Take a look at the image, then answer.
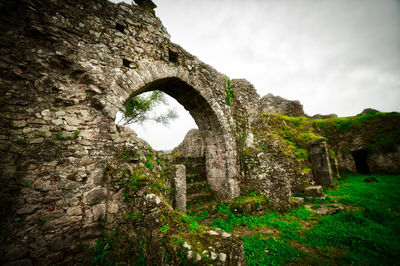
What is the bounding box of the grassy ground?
[189,173,400,265]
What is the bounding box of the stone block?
[310,141,333,187]
[11,120,27,128]
[290,197,305,208]
[172,164,186,212]
[92,203,106,221]
[304,186,323,198]
[66,206,82,216]
[83,188,105,204]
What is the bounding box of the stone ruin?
[0,0,399,264]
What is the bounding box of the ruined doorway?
[117,77,239,200]
[352,149,370,174]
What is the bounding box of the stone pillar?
[330,157,340,179]
[173,164,186,212]
[310,141,333,187]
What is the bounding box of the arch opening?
[115,91,197,152]
[117,77,239,200]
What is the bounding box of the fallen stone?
[210,252,217,260]
[221,231,231,238]
[145,193,162,207]
[364,177,378,183]
[290,197,305,208]
[183,242,191,250]
[219,252,227,262]
[207,230,219,236]
[304,186,323,198]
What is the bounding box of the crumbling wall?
[0,0,242,264]
[312,111,400,174]
[259,93,305,117]
[172,128,205,158]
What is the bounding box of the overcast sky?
[111,0,400,150]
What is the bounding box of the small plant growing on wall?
[224,78,235,106]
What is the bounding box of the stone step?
[304,185,323,198]
[174,157,206,177]
[290,197,305,208]
[186,173,207,183]
[187,191,213,204]
[187,180,209,194]
[187,200,219,216]
[186,167,206,175]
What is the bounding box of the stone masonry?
[0,0,241,264]
[310,141,333,187]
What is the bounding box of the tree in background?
[118,90,178,125]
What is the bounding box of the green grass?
[210,204,312,240]
[302,173,400,265]
[243,235,303,265]
[202,173,400,265]
[328,173,400,211]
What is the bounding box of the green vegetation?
[15,138,27,146]
[92,237,112,265]
[118,90,178,125]
[312,111,400,152]
[224,78,235,106]
[183,173,400,265]
[243,235,303,265]
[73,129,80,138]
[245,111,399,178]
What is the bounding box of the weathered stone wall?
[313,112,400,174]
[310,141,333,187]
[259,93,305,117]
[172,128,205,158]
[0,0,243,264]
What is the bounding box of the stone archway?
[0,1,245,263]
[100,62,240,200]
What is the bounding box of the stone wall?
[313,112,400,174]
[172,128,205,158]
[0,0,243,264]
[259,93,305,117]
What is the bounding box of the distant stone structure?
[310,113,338,119]
[172,129,205,157]
[259,93,306,117]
